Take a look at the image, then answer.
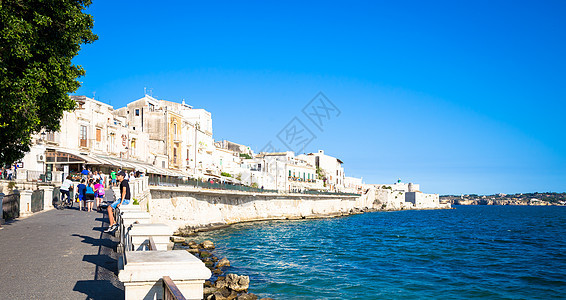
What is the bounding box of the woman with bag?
[94,180,105,211]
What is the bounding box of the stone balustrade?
[128,223,173,251]
[119,250,211,300]
[0,193,4,225]
[118,203,210,300]
[39,186,54,210]
[18,190,33,217]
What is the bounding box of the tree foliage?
[0,0,97,165]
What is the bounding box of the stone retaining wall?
[144,186,450,233]
[146,187,364,232]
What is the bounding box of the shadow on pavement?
[73,280,123,300]
[74,210,124,299]
[83,254,118,274]
[72,234,118,249]
[0,218,21,228]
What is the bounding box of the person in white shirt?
[93,171,100,183]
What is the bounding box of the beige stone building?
[112,95,215,177]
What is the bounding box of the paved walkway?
[0,191,124,299]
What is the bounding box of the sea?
[192,206,566,299]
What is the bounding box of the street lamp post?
[194,122,200,174]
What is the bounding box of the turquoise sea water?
[193,206,566,299]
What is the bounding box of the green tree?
[0,0,97,165]
[239,153,252,159]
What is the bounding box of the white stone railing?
[0,193,4,225]
[130,176,149,202]
[117,202,211,300]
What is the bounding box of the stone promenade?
[0,201,124,299]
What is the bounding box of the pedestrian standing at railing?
[6,167,13,180]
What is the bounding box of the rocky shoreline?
[173,206,451,237]
[172,238,273,300]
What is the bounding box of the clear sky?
[73,0,566,195]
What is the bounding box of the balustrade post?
[0,193,4,225]
[119,250,211,300]
[39,186,55,210]
[19,190,33,217]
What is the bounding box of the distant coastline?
[441,192,565,206]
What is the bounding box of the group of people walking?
[60,174,106,212]
[59,168,132,233]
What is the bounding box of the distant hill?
[440,192,566,206]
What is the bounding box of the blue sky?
[73,0,566,195]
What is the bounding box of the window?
[173,123,178,140]
[173,148,177,162]
[135,109,140,116]
[130,139,136,156]
[289,170,291,177]
[80,125,87,147]
[46,131,55,142]
[109,133,115,152]
[96,128,101,142]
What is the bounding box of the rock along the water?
[217,257,231,268]
[225,274,250,292]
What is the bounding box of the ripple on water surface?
[193,206,566,299]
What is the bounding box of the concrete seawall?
[142,186,449,234]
